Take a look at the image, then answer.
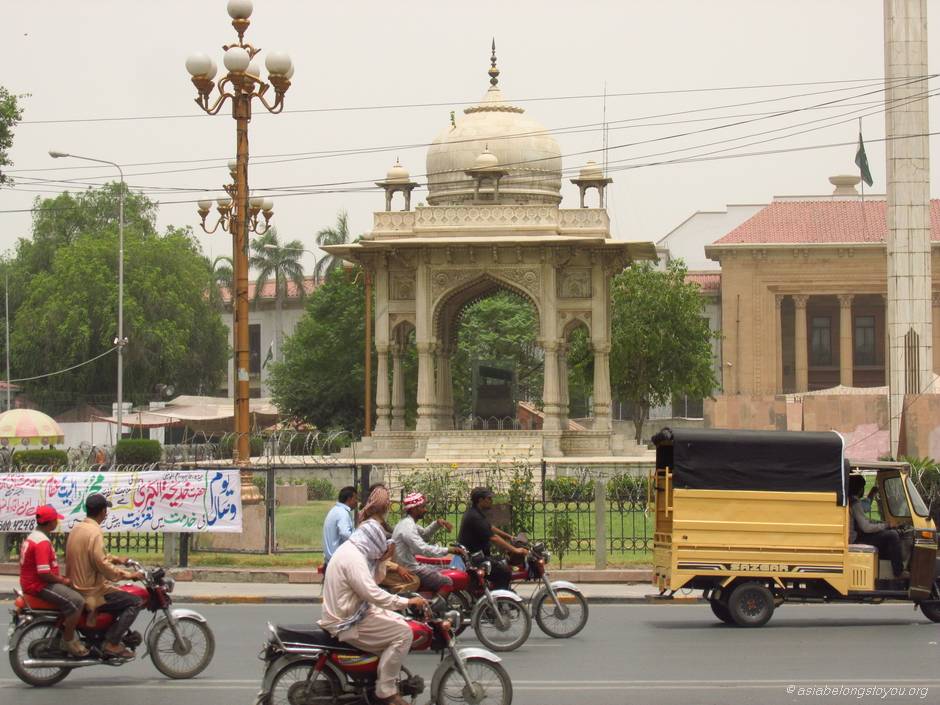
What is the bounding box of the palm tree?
[249,228,306,364]
[314,210,351,282]
[206,255,233,309]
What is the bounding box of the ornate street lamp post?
[186,0,293,466]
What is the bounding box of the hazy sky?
[3,1,940,274]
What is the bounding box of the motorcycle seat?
[415,555,451,566]
[275,624,357,651]
[19,594,61,612]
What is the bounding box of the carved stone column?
[435,348,454,430]
[838,294,854,387]
[374,344,391,433]
[793,294,810,392]
[774,295,784,393]
[391,342,405,431]
[541,339,563,431]
[558,342,569,430]
[416,341,437,431]
[592,341,612,432]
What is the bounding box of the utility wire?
[10,347,117,382]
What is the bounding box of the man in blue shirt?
[323,486,358,566]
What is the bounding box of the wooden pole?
[364,269,373,436]
[233,91,251,463]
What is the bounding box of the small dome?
[386,159,410,183]
[579,161,604,180]
[473,147,500,170]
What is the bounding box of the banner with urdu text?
[0,469,242,533]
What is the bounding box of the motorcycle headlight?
[446,609,461,633]
[163,577,176,594]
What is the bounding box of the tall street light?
[186,0,293,464]
[49,150,127,453]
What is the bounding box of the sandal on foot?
[62,639,90,657]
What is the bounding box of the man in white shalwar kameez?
[319,518,428,705]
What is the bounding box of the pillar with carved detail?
[416,342,436,431]
[390,341,405,430]
[774,294,784,393]
[838,294,854,387]
[592,341,612,432]
[542,339,563,431]
[435,348,454,430]
[793,294,809,392]
[558,342,569,430]
[374,344,391,433]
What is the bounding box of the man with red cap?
[391,492,463,595]
[19,505,88,657]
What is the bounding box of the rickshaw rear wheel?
[920,582,940,623]
[727,582,775,627]
[709,597,735,624]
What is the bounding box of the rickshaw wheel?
[920,582,940,623]
[709,598,735,624]
[727,582,775,627]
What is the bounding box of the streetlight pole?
[187,0,292,465]
[48,151,126,452]
[4,269,10,411]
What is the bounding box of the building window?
[854,315,876,366]
[810,316,832,366]
[249,324,261,374]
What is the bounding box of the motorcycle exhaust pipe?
[22,657,102,668]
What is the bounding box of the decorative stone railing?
[372,206,609,235]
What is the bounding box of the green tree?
[609,260,720,444]
[0,87,24,184]
[451,291,542,418]
[10,188,228,412]
[314,210,351,282]
[249,228,305,364]
[207,254,233,309]
[268,267,373,434]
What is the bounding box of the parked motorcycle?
[7,560,215,687]
[255,598,512,705]
[415,549,531,652]
[508,538,589,638]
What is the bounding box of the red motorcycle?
[415,549,531,652]
[7,560,215,687]
[255,599,512,705]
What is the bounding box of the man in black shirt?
[457,487,528,589]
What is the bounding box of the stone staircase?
[422,431,543,461]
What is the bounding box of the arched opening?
[389,321,418,429]
[562,319,594,425]
[434,276,542,430]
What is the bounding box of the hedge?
[219,435,264,459]
[115,439,162,464]
[13,449,69,469]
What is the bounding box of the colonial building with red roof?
[704,178,940,397]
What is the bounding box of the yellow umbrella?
[0,409,65,447]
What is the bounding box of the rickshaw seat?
[848,544,877,553]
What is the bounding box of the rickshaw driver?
[848,474,908,579]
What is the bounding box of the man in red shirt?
[20,505,88,657]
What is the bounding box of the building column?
[390,342,405,430]
[541,339,563,431]
[415,341,436,431]
[838,294,854,387]
[793,294,809,392]
[435,348,454,430]
[592,341,612,432]
[373,344,391,433]
[774,294,784,393]
[558,342,569,430]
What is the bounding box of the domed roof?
[579,161,604,180]
[472,147,500,170]
[385,159,410,183]
[426,44,562,205]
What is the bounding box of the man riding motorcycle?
[391,492,464,596]
[319,517,429,705]
[65,493,144,659]
[457,487,528,590]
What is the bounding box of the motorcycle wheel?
[8,620,71,687]
[533,587,589,638]
[148,617,215,679]
[472,595,531,652]
[433,656,513,705]
[446,591,473,635]
[267,661,340,705]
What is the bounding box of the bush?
[252,475,266,499]
[219,435,264,459]
[402,466,470,518]
[115,439,162,464]
[13,449,69,469]
[544,476,595,502]
[305,477,335,501]
[546,512,576,568]
[507,462,535,535]
[607,474,649,506]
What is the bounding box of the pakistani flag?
[855,132,873,187]
[263,340,275,368]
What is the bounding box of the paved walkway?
[0,574,696,604]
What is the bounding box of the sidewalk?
[0,574,698,605]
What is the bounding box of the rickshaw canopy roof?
[652,427,846,505]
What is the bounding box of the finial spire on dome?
[488,38,500,87]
